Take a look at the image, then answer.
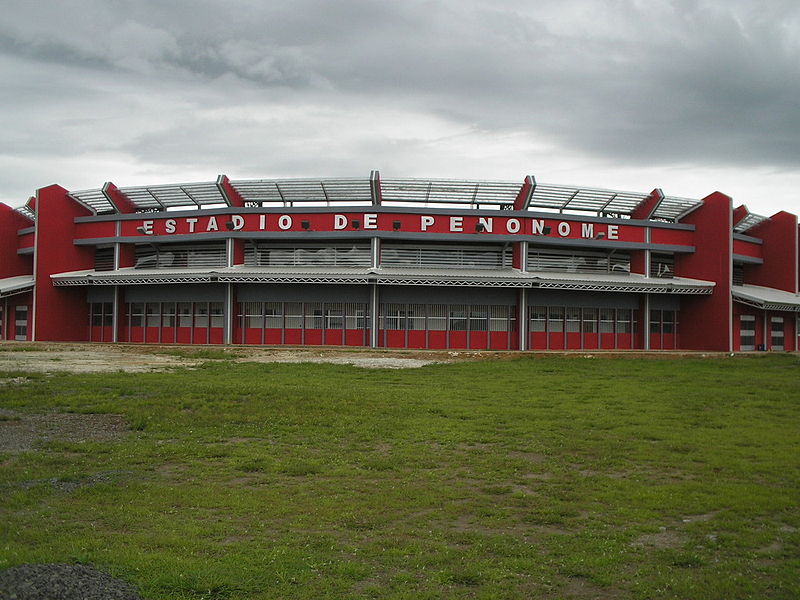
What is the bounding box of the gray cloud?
[0,0,798,213]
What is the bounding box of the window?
[740,315,756,351]
[210,303,224,328]
[548,307,564,333]
[581,308,597,333]
[178,303,193,327]
[264,303,283,328]
[771,317,784,351]
[599,308,615,334]
[469,306,488,332]
[129,303,145,328]
[146,303,160,327]
[162,302,176,328]
[449,306,468,331]
[15,305,28,341]
[530,306,547,332]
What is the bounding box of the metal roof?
[379,178,521,207]
[0,275,35,298]
[58,174,709,222]
[734,212,769,233]
[118,181,226,211]
[229,178,374,206]
[732,284,800,311]
[14,205,36,221]
[69,188,115,214]
[529,183,647,215]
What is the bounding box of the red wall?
[32,185,95,341]
[674,192,732,351]
[743,212,798,293]
[0,204,34,279]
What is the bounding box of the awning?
[732,285,800,312]
[527,271,714,295]
[0,275,34,298]
[52,266,715,294]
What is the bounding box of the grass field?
[1,353,799,599]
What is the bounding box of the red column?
[32,185,95,341]
[0,204,35,279]
[673,192,732,351]
[742,211,798,293]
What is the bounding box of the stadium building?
[1,173,798,352]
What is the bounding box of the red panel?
[650,228,695,248]
[90,326,102,342]
[176,328,192,344]
[617,333,633,349]
[732,239,763,260]
[324,329,343,346]
[599,333,615,349]
[264,329,282,345]
[161,328,175,344]
[31,185,95,341]
[129,328,144,343]
[662,334,676,350]
[675,192,733,351]
[489,331,510,350]
[74,221,116,240]
[304,329,322,345]
[745,212,798,293]
[407,331,426,349]
[530,332,547,350]
[428,331,447,349]
[144,327,160,343]
[284,329,302,345]
[0,204,34,279]
[566,332,582,349]
[448,331,467,349]
[209,328,223,344]
[244,329,262,345]
[16,232,34,251]
[344,329,366,346]
[650,334,663,350]
[469,331,488,350]
[385,330,405,348]
[193,328,209,344]
[548,332,564,350]
[580,333,599,350]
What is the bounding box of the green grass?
[1,354,798,599]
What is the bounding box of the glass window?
[325,304,344,329]
[427,304,447,331]
[284,303,303,329]
[210,302,224,328]
[489,305,510,332]
[663,311,675,334]
[162,302,176,328]
[617,309,631,334]
[530,306,547,332]
[130,303,144,328]
[469,306,488,332]
[264,302,283,329]
[649,310,661,334]
[548,307,564,333]
[146,303,161,328]
[566,307,581,333]
[408,304,426,331]
[195,303,209,328]
[449,305,468,331]
[599,308,615,333]
[178,302,193,327]
[304,303,323,329]
[581,308,597,333]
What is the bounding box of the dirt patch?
[0,408,130,453]
[235,350,439,369]
[631,528,685,549]
[0,349,204,373]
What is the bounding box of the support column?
[370,283,379,348]
[518,287,528,351]
[643,293,650,350]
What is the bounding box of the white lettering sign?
[607,224,619,240]
[165,219,176,234]
[278,215,292,230]
[334,214,347,230]
[364,213,378,229]
[558,222,571,237]
[421,216,435,231]
[450,216,463,232]
[506,218,521,233]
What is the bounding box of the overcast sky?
[1,0,799,217]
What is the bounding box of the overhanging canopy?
[732,285,800,312]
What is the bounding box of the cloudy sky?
[1,0,799,217]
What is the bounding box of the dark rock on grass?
[0,564,141,600]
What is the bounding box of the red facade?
[1,174,798,351]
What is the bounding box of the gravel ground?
[0,409,130,453]
[0,564,142,600]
